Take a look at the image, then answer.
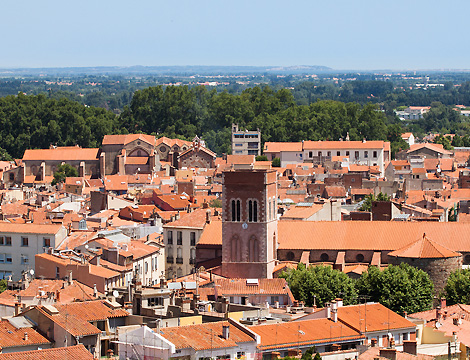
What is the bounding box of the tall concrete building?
[231,124,261,156]
[221,168,278,278]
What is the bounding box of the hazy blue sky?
[1,0,468,70]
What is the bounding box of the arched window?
[356,253,365,263]
[321,253,329,262]
[231,235,240,262]
[249,236,259,262]
[237,200,240,221]
[231,200,236,221]
[268,199,272,221]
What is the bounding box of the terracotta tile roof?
[359,346,434,360]
[409,303,470,322]
[179,145,217,159]
[22,146,99,161]
[408,143,452,155]
[104,175,128,191]
[350,188,374,195]
[54,300,128,321]
[0,222,63,234]
[163,208,214,229]
[38,307,101,336]
[18,279,101,302]
[401,132,413,139]
[56,231,95,251]
[0,290,18,306]
[264,142,303,153]
[197,219,221,245]
[102,133,156,146]
[214,278,293,297]
[156,194,196,210]
[303,140,388,150]
[0,345,93,360]
[125,156,149,165]
[392,160,410,166]
[277,221,470,252]
[280,204,324,220]
[251,318,363,350]
[155,136,192,149]
[64,177,85,186]
[226,155,255,165]
[323,186,347,198]
[0,201,30,216]
[159,320,255,350]
[388,234,460,259]
[337,303,416,333]
[0,319,50,349]
[412,167,427,174]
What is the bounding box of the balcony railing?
[167,256,174,264]
[189,258,196,265]
[176,257,184,264]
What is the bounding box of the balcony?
[189,258,196,265]
[176,257,184,264]
[166,256,174,264]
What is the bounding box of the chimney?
[206,209,211,224]
[68,271,73,285]
[436,307,441,321]
[443,310,448,320]
[14,302,21,316]
[335,298,343,308]
[379,348,397,360]
[332,308,338,323]
[441,298,447,309]
[160,278,167,288]
[93,284,98,298]
[222,324,230,339]
[96,255,100,267]
[403,340,417,355]
[23,332,28,341]
[326,303,331,319]
[403,311,407,319]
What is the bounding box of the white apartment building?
[302,140,390,176]
[231,123,261,156]
[163,208,213,279]
[0,223,67,280]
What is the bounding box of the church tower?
[221,168,278,278]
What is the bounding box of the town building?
[231,124,261,156]
[0,223,67,281]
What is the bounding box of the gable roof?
[303,140,388,150]
[53,300,128,321]
[102,134,156,146]
[197,219,222,245]
[0,319,50,349]
[407,143,452,155]
[0,345,93,360]
[159,320,255,350]
[264,142,303,153]
[214,278,293,297]
[22,146,100,161]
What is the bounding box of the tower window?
[248,200,258,222]
[232,199,241,222]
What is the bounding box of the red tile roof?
[102,133,156,146]
[0,345,93,360]
[197,219,222,245]
[159,320,255,350]
[388,234,460,259]
[264,142,303,153]
[53,300,128,322]
[214,278,293,297]
[303,140,388,150]
[0,223,63,235]
[164,208,215,229]
[251,318,363,350]
[0,319,50,349]
[22,146,99,161]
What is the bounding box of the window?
[21,254,29,265]
[309,151,313,158]
[337,151,341,156]
[177,231,182,245]
[364,151,368,158]
[0,254,12,264]
[248,200,258,222]
[403,332,409,341]
[320,253,329,262]
[168,231,173,245]
[0,236,9,246]
[346,151,350,156]
[21,237,28,247]
[231,199,241,222]
[355,151,360,159]
[145,262,148,274]
[318,151,322,157]
[235,143,243,147]
[43,238,51,248]
[373,151,377,158]
[190,232,196,246]
[327,151,331,157]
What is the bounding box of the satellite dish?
[85,244,89,249]
[29,269,35,276]
[112,290,119,298]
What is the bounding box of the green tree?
[256,155,268,161]
[280,264,357,307]
[209,198,222,208]
[445,269,470,305]
[359,192,390,212]
[52,164,79,185]
[0,279,6,293]
[434,135,454,150]
[0,147,13,161]
[356,263,434,314]
[272,157,281,167]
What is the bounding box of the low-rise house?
[0,223,67,281]
[213,278,295,307]
[0,318,51,354]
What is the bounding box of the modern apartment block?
[231,123,261,156]
[0,223,67,280]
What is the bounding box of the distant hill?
[0,65,333,76]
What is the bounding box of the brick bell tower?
[221,168,278,278]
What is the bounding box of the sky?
[1,0,469,70]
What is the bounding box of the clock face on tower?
[242,222,248,230]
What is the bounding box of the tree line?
[280,263,470,315]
